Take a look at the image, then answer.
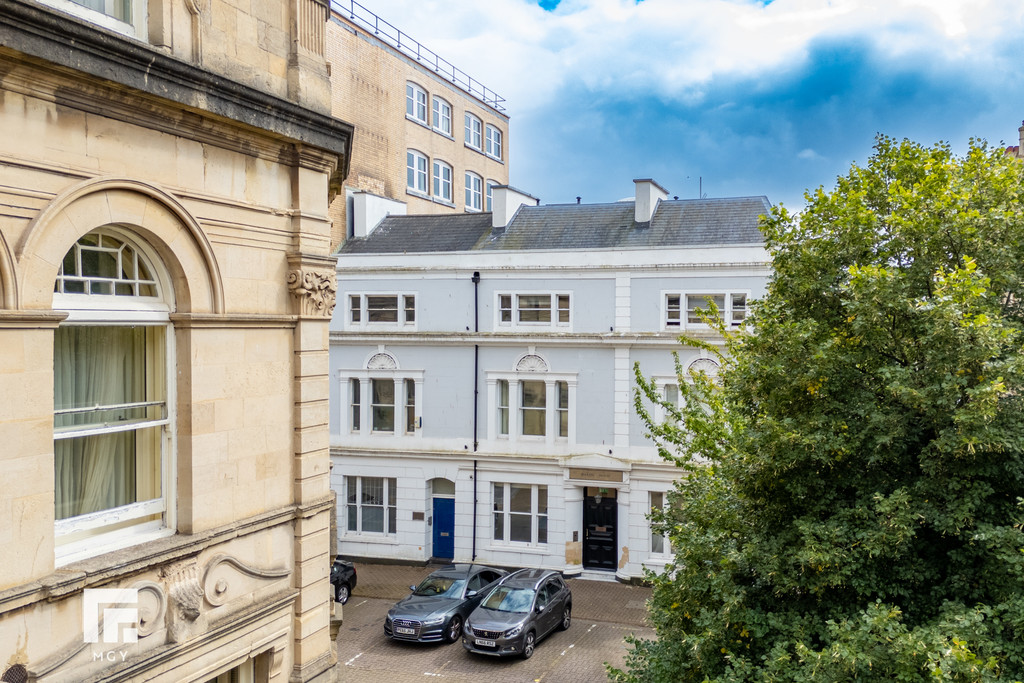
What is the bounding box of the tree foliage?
[614,137,1024,682]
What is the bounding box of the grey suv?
[462,568,571,659]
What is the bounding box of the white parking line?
[344,652,364,666]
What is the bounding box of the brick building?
[325,0,510,250]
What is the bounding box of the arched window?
[407,149,428,195]
[432,159,453,203]
[53,228,174,563]
[465,172,483,212]
[487,353,576,445]
[342,351,423,437]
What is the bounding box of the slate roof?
[338,196,770,255]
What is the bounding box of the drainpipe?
[471,271,481,560]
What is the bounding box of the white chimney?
[351,191,406,238]
[633,178,669,223]
[491,185,539,231]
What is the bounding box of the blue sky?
[361,0,1024,210]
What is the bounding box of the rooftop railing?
[329,0,507,114]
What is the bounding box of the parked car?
[384,564,508,644]
[330,556,357,605]
[462,568,571,659]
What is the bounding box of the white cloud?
[357,0,1023,113]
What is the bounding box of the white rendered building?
[329,179,771,580]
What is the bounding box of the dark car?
[330,556,357,605]
[384,564,508,644]
[462,568,571,659]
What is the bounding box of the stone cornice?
[0,0,352,175]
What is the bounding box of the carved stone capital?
[287,268,336,317]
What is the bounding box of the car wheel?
[521,631,535,660]
[335,583,350,605]
[444,615,463,644]
[559,604,571,631]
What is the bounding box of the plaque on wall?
[568,468,624,483]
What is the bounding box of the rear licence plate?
[396,627,416,635]
[474,638,496,647]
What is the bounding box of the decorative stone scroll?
[287,269,336,317]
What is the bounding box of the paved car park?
[332,563,654,683]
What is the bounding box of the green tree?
[614,137,1024,682]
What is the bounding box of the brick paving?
[331,561,655,682]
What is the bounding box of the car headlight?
[422,616,445,626]
[504,625,522,638]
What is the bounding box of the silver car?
[462,568,572,659]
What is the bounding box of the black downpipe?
[471,271,481,560]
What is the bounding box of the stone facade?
[0,0,349,681]
[325,3,510,250]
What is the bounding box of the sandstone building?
[325,1,510,250]
[0,0,350,680]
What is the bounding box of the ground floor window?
[493,482,547,544]
[347,477,397,535]
[650,491,670,555]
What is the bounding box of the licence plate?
[474,638,496,647]
[396,627,416,635]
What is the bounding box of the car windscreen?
[480,586,535,613]
[412,576,466,598]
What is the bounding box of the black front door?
[583,487,617,570]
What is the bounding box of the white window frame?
[432,159,453,203]
[52,228,176,565]
[486,371,577,445]
[342,369,424,438]
[407,150,428,196]
[495,292,572,330]
[465,172,483,212]
[345,476,398,536]
[649,490,671,556]
[486,180,498,212]
[406,82,428,125]
[464,113,483,150]
[347,293,416,329]
[485,124,503,160]
[492,482,548,546]
[38,0,146,39]
[432,96,452,136]
[663,291,749,330]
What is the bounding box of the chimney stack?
[633,178,669,223]
[491,185,539,232]
[351,191,406,238]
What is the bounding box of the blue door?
[432,497,455,559]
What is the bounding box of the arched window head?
[516,354,549,373]
[55,229,161,299]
